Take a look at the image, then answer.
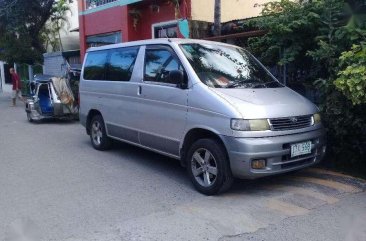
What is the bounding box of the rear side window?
[107,47,139,81]
[83,50,108,80]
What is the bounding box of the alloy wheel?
[191,148,218,187]
[91,120,103,146]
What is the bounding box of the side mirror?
[169,70,187,89]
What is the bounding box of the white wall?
[61,1,79,51]
[191,0,270,22]
[43,52,66,77]
[0,61,12,93]
[0,61,3,92]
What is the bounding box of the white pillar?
[28,65,34,81]
[0,61,3,93]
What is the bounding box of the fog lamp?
[251,159,266,169]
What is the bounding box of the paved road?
[0,93,365,241]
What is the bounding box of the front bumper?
[221,129,326,179]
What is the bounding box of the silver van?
[79,39,326,195]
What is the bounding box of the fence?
[15,63,44,95]
[16,63,43,81]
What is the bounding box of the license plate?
[291,141,312,158]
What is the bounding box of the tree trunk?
[58,29,63,52]
[57,21,64,52]
[214,0,221,36]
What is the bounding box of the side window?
[83,51,108,80]
[107,47,139,81]
[144,49,183,84]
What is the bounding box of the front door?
[136,45,188,157]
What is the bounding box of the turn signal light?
[252,159,266,169]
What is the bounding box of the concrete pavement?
[0,92,365,241]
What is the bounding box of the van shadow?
[107,141,192,187]
[101,140,291,196]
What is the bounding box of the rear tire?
[89,115,111,150]
[186,138,233,195]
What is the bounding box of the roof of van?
[86,38,233,52]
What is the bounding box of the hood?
[212,87,318,119]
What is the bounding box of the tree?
[247,0,366,175]
[43,0,72,52]
[0,0,72,64]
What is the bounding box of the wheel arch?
[180,128,229,167]
[86,109,103,135]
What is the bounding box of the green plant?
[248,0,366,176]
[334,44,366,105]
[321,85,366,176]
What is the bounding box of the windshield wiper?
[251,80,282,88]
[226,82,241,88]
[226,79,258,88]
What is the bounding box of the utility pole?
[213,0,221,36]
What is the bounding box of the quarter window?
[107,47,139,81]
[83,50,108,80]
[144,49,183,84]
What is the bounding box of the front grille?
[269,115,312,131]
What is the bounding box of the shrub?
[334,44,366,105]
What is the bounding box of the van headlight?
[312,113,321,125]
[231,119,270,131]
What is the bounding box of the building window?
[85,0,118,10]
[152,21,178,39]
[86,32,122,48]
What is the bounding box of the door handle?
[137,86,142,96]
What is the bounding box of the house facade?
[78,0,269,58]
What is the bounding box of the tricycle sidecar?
[25,77,78,122]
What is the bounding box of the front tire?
[186,139,233,195]
[89,115,111,150]
[27,112,33,122]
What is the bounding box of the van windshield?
[180,43,283,89]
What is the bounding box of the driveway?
[0,93,365,241]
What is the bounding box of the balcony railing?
[85,0,118,10]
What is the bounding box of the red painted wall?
[79,6,128,59]
[84,7,125,36]
[79,0,192,59]
[128,0,191,41]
